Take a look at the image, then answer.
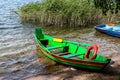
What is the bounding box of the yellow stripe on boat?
[53,38,62,42]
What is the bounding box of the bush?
[19,0,120,27]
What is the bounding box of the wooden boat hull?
[95,24,120,37]
[38,45,108,70]
[34,28,111,70]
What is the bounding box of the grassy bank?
[18,0,120,27]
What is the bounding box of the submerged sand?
[24,54,120,80]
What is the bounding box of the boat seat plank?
[47,46,66,50]
[62,54,81,58]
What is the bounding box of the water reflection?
[0,0,44,80]
[0,0,120,80]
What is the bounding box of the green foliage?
[20,2,42,13]
[93,0,120,15]
[42,0,64,13]
[18,0,120,27]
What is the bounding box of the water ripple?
[0,0,43,80]
[0,0,120,80]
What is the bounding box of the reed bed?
[19,0,120,27]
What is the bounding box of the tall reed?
[19,0,120,27]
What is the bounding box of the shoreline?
[24,54,120,80]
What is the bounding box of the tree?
[93,0,120,15]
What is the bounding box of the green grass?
[18,0,120,27]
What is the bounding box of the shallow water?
[0,0,44,80]
[0,0,120,80]
[42,26,120,56]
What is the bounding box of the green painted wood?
[34,28,111,70]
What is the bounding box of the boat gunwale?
[33,28,111,70]
[37,43,110,67]
[95,24,120,37]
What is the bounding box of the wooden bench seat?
[47,46,66,50]
[62,54,80,58]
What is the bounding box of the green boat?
[34,28,111,70]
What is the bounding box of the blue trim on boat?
[95,24,120,38]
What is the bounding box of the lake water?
[0,0,120,80]
[0,0,44,80]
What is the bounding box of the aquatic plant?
[19,0,120,27]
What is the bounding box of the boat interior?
[35,28,109,62]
